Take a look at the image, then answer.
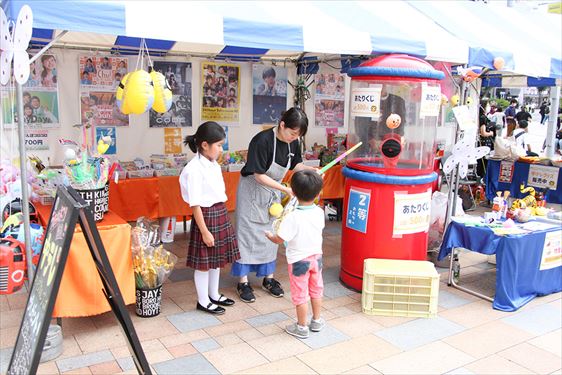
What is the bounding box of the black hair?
[496,106,503,112]
[518,120,529,129]
[24,104,32,111]
[262,67,276,79]
[183,121,226,153]
[510,99,518,105]
[31,95,40,102]
[290,170,323,202]
[280,107,308,136]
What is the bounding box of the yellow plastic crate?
[361,258,439,318]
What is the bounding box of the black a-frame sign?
[8,186,151,375]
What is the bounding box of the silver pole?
[15,83,34,284]
[544,86,560,159]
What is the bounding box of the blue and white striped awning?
[409,0,562,79]
[2,0,468,63]
[481,75,561,88]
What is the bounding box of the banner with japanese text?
[393,190,432,236]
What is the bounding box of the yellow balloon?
[122,69,154,115]
[493,56,505,70]
[466,97,473,105]
[150,70,173,113]
[269,203,283,218]
[451,94,460,106]
[441,94,449,106]
[116,72,131,114]
[97,140,110,155]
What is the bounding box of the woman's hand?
[283,185,294,197]
[202,230,215,247]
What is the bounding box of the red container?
[340,167,437,291]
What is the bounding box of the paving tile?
[322,267,341,283]
[132,317,180,342]
[0,309,24,329]
[464,354,534,374]
[0,326,19,349]
[375,316,465,351]
[328,313,383,337]
[191,338,221,353]
[236,328,264,342]
[247,333,310,362]
[343,365,381,374]
[37,360,61,374]
[152,353,219,374]
[529,329,562,357]
[498,342,562,374]
[158,330,210,348]
[298,334,400,374]
[55,350,114,373]
[301,323,350,349]
[444,367,475,374]
[238,357,316,374]
[203,342,268,374]
[214,333,242,347]
[370,341,475,375]
[168,267,194,282]
[145,348,173,364]
[255,323,285,336]
[216,302,261,323]
[166,310,222,333]
[61,366,93,374]
[116,356,135,372]
[248,296,294,314]
[73,325,126,352]
[502,303,562,335]
[363,314,415,328]
[245,311,290,327]
[438,300,510,328]
[443,320,534,359]
[323,281,355,299]
[204,320,252,337]
[438,289,473,309]
[323,295,356,309]
[89,360,121,374]
[167,343,197,358]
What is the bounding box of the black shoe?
[262,277,284,298]
[196,302,225,315]
[237,282,256,303]
[210,294,235,306]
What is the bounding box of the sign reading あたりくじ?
[350,86,382,118]
[393,190,432,236]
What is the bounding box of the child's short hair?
[290,170,323,202]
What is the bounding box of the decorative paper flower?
[443,138,489,178]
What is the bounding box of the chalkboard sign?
[8,186,151,375]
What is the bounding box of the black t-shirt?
[241,128,302,177]
[515,110,532,123]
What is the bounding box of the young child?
[265,170,325,338]
[180,121,240,315]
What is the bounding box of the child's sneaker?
[237,282,256,303]
[285,323,309,339]
[262,277,284,297]
[309,318,325,332]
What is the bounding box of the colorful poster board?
[315,72,345,127]
[528,165,559,190]
[540,230,562,271]
[150,61,192,127]
[252,64,287,125]
[201,62,240,124]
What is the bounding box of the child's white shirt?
[179,153,227,207]
[277,205,325,264]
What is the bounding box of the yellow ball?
[269,203,283,218]
[441,94,449,106]
[116,72,131,114]
[122,69,154,115]
[493,56,505,70]
[451,94,460,106]
[150,70,173,113]
[466,97,473,105]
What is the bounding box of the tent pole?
[29,30,68,64]
[15,83,34,284]
[544,86,560,158]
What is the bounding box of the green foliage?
[490,97,510,110]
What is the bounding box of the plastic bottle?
[452,254,460,284]
[492,191,503,220]
[501,191,510,219]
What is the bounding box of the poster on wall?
[393,190,432,236]
[25,130,49,151]
[26,54,58,89]
[78,55,128,89]
[201,62,240,124]
[95,127,117,155]
[314,73,345,127]
[164,128,182,154]
[149,61,192,128]
[252,64,287,125]
[1,90,60,128]
[80,92,129,127]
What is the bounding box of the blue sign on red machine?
[346,187,371,234]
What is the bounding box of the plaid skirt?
[187,202,240,270]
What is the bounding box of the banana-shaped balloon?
[150,69,173,113]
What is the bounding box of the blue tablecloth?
[439,220,562,311]
[485,159,562,204]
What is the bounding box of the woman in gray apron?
[232,108,313,303]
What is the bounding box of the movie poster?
[1,90,60,128]
[78,55,129,89]
[314,72,345,127]
[252,64,287,125]
[149,61,192,127]
[1,54,61,128]
[201,62,240,124]
[80,91,129,127]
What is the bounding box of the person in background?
[265,170,325,339]
[515,105,532,125]
[179,121,240,315]
[504,99,518,137]
[512,120,538,157]
[477,105,494,178]
[489,106,506,138]
[232,108,316,303]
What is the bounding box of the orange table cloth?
[108,166,345,222]
[36,204,135,317]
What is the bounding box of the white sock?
[208,268,221,301]
[194,270,215,308]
